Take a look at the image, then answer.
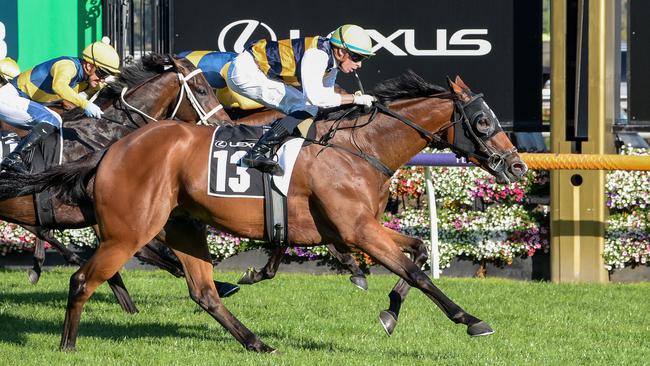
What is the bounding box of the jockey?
[0,39,120,173]
[226,24,376,175]
[176,50,263,110]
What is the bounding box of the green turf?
[0,268,649,365]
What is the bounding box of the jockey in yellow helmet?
[0,38,120,173]
[226,24,376,175]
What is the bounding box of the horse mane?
[319,70,452,121]
[61,53,171,121]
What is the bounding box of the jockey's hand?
[61,100,76,111]
[83,101,103,119]
[353,94,376,107]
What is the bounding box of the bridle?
[312,92,517,178]
[119,67,223,125]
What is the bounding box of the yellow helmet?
[329,24,375,57]
[82,38,121,75]
[0,57,20,81]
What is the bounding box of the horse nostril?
[510,161,528,176]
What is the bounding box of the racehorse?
[0,53,228,312]
[2,72,527,352]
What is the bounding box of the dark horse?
[1,72,527,352]
[0,53,230,311]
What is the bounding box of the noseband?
[450,94,518,173]
[119,68,223,125]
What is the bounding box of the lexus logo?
[217,20,276,53]
[217,19,492,57]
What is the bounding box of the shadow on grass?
[1,289,138,308]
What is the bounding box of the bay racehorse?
[0,53,228,311]
[3,72,527,352]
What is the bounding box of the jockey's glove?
[353,94,376,107]
[84,101,103,119]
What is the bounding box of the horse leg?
[164,218,274,352]
[326,244,368,291]
[238,246,285,285]
[353,219,493,337]
[377,228,428,335]
[150,222,240,297]
[28,238,45,285]
[60,241,142,351]
[49,226,138,314]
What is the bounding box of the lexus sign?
[173,0,542,130]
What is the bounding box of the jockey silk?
[11,57,94,109]
[176,51,237,89]
[245,36,335,86]
[178,50,263,110]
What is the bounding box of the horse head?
[442,76,527,183]
[162,54,230,124]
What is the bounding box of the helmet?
[0,57,20,81]
[329,24,375,57]
[82,37,120,75]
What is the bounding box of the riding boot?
[240,121,290,175]
[1,122,57,174]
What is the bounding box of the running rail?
[407,153,650,171]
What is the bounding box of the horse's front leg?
[238,246,285,285]
[351,218,493,337]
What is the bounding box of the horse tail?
[0,149,107,205]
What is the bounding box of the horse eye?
[196,87,207,96]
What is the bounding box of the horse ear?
[447,76,463,95]
[454,76,469,90]
[166,54,178,70]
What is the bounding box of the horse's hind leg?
[60,241,143,351]
[377,228,428,335]
[29,238,45,285]
[165,218,274,352]
[352,219,493,337]
[326,244,368,291]
[238,246,285,285]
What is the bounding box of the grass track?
[1,268,649,365]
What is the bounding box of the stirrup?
[1,158,28,174]
[242,155,284,176]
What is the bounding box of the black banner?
[173,0,542,131]
[0,0,18,60]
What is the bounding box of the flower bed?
[2,147,649,273]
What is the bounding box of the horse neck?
[356,97,454,173]
[103,72,179,125]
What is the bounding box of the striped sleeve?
[50,59,88,108]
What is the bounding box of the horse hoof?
[378,310,397,336]
[349,275,368,291]
[27,269,40,285]
[467,321,495,337]
[237,269,255,285]
[216,282,240,298]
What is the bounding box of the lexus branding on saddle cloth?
[208,125,302,198]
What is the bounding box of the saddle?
[1,128,62,226]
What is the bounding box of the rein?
[306,94,515,177]
[119,68,223,125]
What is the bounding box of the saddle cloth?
[207,124,302,198]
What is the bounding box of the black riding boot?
[240,121,290,175]
[1,122,57,174]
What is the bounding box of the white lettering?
[0,22,7,59]
[217,20,492,57]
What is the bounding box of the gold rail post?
[550,0,614,283]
